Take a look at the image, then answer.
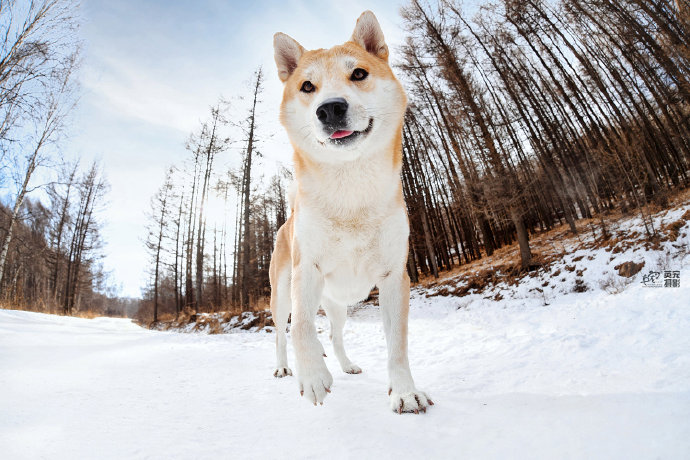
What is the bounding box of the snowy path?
[2,281,690,459]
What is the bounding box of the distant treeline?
[141,0,689,321]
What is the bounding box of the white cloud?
[80,55,212,133]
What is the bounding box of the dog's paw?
[298,364,333,405]
[341,363,362,374]
[388,389,433,414]
[273,367,292,378]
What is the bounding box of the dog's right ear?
[273,33,305,83]
[351,11,388,61]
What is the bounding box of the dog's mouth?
[327,118,373,146]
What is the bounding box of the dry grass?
[0,301,128,319]
[419,216,576,299]
[599,273,634,294]
[426,251,554,298]
[664,213,688,242]
[146,303,274,334]
[72,310,100,319]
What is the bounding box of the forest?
[0,0,133,316]
[0,0,687,321]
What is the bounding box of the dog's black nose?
[316,98,348,125]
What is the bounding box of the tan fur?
[268,10,432,413]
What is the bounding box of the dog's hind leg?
[322,297,362,374]
[270,223,293,378]
[270,267,292,378]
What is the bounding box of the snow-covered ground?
[1,286,689,459]
[2,205,690,459]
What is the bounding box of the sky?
[66,0,409,297]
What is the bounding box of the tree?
[47,160,79,301]
[62,162,108,314]
[238,67,263,310]
[0,0,80,293]
[146,167,174,323]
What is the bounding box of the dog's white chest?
[320,222,380,304]
[298,200,405,305]
[293,155,408,306]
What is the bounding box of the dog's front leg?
[291,260,333,405]
[380,271,433,413]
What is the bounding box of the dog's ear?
[274,33,305,82]
[350,11,389,61]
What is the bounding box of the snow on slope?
[1,206,690,459]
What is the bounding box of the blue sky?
[68,0,408,297]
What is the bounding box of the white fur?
[270,11,432,413]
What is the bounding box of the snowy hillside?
[2,204,690,459]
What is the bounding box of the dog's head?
[273,11,407,164]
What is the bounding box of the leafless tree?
[0,0,80,293]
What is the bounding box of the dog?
[269,10,432,414]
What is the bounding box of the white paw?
[341,363,362,374]
[298,363,333,405]
[273,367,292,378]
[388,389,433,414]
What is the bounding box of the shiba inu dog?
[269,10,432,414]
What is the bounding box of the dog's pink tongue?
[330,130,353,139]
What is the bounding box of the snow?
[2,284,689,458]
[2,206,690,459]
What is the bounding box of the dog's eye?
[351,68,368,81]
[300,81,315,93]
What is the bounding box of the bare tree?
[47,160,79,301]
[239,67,263,310]
[62,162,107,314]
[146,167,174,323]
[0,0,80,294]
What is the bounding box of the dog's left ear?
[351,11,389,61]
